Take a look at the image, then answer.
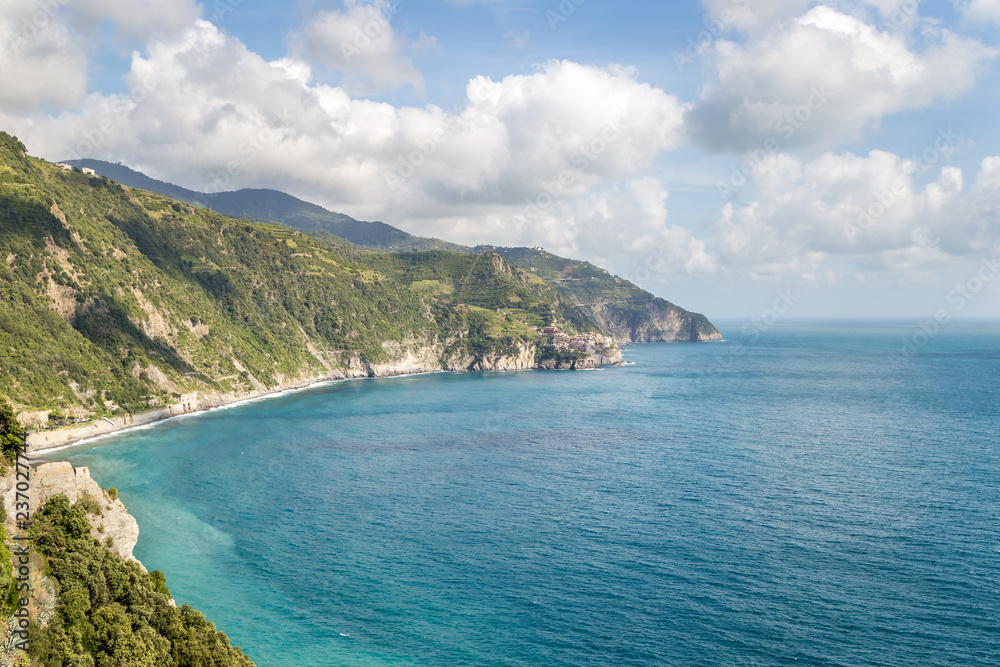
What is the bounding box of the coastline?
[28,339,628,457]
[27,367,442,457]
[27,363,573,457]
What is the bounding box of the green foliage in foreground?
[0,505,17,618]
[0,398,25,465]
[28,495,255,667]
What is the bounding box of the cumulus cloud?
[5,0,996,293]
[0,1,87,111]
[712,147,1000,279]
[962,0,1000,23]
[288,0,426,95]
[1,22,696,274]
[699,0,813,33]
[0,0,203,112]
[71,0,202,41]
[686,6,996,152]
[588,178,717,278]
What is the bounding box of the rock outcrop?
[25,338,624,454]
[2,462,141,566]
[445,340,538,372]
[589,299,723,343]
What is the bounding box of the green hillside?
[64,160,721,342]
[1,133,583,416]
[349,248,601,358]
[64,160,466,252]
[477,246,721,342]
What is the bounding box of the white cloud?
[1,23,693,276]
[71,0,202,41]
[963,0,1000,23]
[5,0,996,297]
[412,31,438,51]
[288,0,426,96]
[699,0,813,33]
[687,6,996,152]
[486,177,716,278]
[712,148,1000,279]
[0,0,202,112]
[0,1,87,111]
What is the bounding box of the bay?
[51,320,1000,665]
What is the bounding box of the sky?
[1,0,999,320]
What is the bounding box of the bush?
[29,494,256,666]
[0,399,25,465]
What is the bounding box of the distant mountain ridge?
[3,133,619,420]
[64,159,466,252]
[65,159,722,343]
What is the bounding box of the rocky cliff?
[0,462,148,664]
[0,135,606,425]
[2,462,141,566]
[0,463,253,666]
[25,337,623,453]
[589,299,723,343]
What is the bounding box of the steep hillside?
[2,133,599,419]
[357,249,599,331]
[479,247,722,342]
[64,160,722,342]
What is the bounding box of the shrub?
[28,494,255,666]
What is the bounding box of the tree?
[0,399,25,465]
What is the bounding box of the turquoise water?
[52,321,1000,665]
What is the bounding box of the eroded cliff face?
[589,300,723,343]
[2,462,141,566]
[26,338,624,453]
[337,339,540,376]
[445,340,539,372]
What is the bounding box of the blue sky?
[2,0,999,319]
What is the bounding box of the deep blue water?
[52,321,1000,666]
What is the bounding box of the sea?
[48,320,1000,666]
